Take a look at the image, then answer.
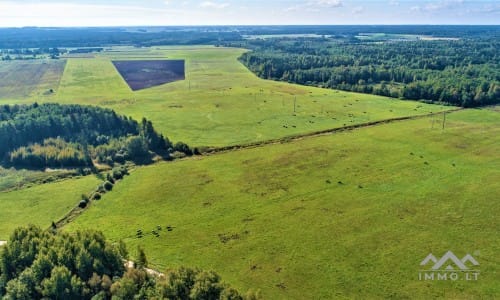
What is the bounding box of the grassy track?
[66,108,500,299]
[0,175,100,239]
[0,46,452,147]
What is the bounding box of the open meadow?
[0,45,497,298]
[0,175,100,240]
[0,46,452,147]
[66,108,500,299]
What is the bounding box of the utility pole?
[442,111,446,130]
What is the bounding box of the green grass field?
[0,167,79,192]
[66,108,500,299]
[0,46,452,147]
[0,175,100,240]
[0,46,497,298]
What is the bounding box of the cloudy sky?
[0,0,498,27]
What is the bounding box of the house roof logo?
[420,251,479,271]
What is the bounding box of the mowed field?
[66,108,500,299]
[0,46,452,147]
[0,60,66,99]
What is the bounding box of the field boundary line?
[202,108,464,155]
[55,108,463,230]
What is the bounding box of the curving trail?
[125,260,163,277]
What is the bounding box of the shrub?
[119,166,129,176]
[112,169,123,180]
[81,194,89,202]
[173,142,193,156]
[1,226,249,299]
[126,136,149,159]
[157,267,244,299]
[114,153,126,164]
[103,181,113,191]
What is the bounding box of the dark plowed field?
[112,60,185,91]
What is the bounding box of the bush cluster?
[0,226,252,299]
[1,104,195,170]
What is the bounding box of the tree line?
[238,37,499,107]
[0,226,256,299]
[0,103,192,170]
[1,26,497,49]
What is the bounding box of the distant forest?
[0,103,192,170]
[238,36,499,107]
[0,25,498,48]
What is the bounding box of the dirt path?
[125,260,163,277]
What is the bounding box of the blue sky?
[0,0,498,27]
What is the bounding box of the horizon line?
[0,24,499,29]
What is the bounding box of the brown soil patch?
[112,60,185,91]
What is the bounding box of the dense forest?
[0,103,191,170]
[0,226,250,299]
[0,26,498,49]
[0,27,241,49]
[238,37,500,107]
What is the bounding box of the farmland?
[0,46,451,147]
[0,40,498,299]
[66,108,500,299]
[0,60,65,99]
[113,60,185,90]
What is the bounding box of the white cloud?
[410,5,421,12]
[310,0,343,8]
[199,1,229,9]
[424,0,464,12]
[286,0,343,13]
[285,5,301,12]
[0,0,496,27]
[0,1,183,26]
[352,6,364,14]
[469,4,500,14]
